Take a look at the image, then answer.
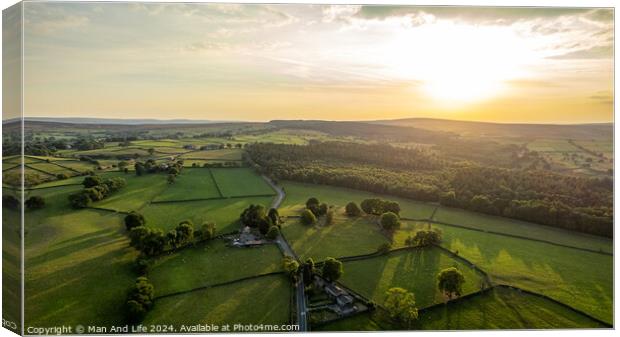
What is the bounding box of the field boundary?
[400,217,612,256]
[153,271,286,300]
[207,168,224,197]
[85,206,131,215]
[417,284,612,327]
[149,193,277,204]
[23,164,57,177]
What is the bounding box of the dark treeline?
[246,142,612,237]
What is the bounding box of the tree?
[268,208,280,226]
[240,204,269,228]
[283,256,300,280]
[325,209,335,226]
[360,198,377,215]
[306,197,320,216]
[25,196,45,210]
[56,173,69,180]
[321,257,343,281]
[175,221,195,247]
[118,161,129,171]
[384,287,418,328]
[266,226,279,240]
[412,229,442,247]
[384,201,401,215]
[380,212,400,231]
[82,175,102,188]
[135,162,145,176]
[345,202,361,217]
[300,209,317,225]
[147,148,155,156]
[166,230,178,249]
[167,174,176,184]
[126,276,154,323]
[302,258,315,284]
[318,203,328,216]
[437,267,465,300]
[68,191,92,208]
[124,212,146,231]
[3,195,19,210]
[200,222,216,241]
[129,226,166,256]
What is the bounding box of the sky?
[14,3,615,123]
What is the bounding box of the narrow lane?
[262,175,308,332]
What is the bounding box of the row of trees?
[126,214,216,257]
[3,195,46,211]
[135,159,184,177]
[68,175,127,208]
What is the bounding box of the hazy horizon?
[7,3,615,123]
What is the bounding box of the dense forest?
[246,141,612,237]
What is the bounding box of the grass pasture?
[338,247,484,309]
[24,207,138,328]
[180,149,243,161]
[28,162,78,175]
[434,223,613,323]
[153,169,222,202]
[211,168,274,197]
[149,240,282,296]
[417,286,608,329]
[141,196,274,233]
[93,173,169,212]
[431,207,612,253]
[144,274,290,326]
[281,213,389,261]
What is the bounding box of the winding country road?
[262,176,308,332]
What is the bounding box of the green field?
[93,173,169,211]
[281,213,389,261]
[317,286,607,331]
[180,149,243,161]
[23,184,138,328]
[338,247,484,309]
[153,169,221,202]
[149,240,282,296]
[141,196,274,233]
[211,168,274,197]
[28,162,77,175]
[431,207,612,253]
[144,274,290,326]
[418,286,607,329]
[434,222,613,323]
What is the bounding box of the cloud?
[589,91,613,105]
[355,6,606,25]
[25,4,90,34]
[548,45,612,60]
[321,5,361,23]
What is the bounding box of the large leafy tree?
[384,287,418,328]
[437,267,465,300]
[321,257,343,282]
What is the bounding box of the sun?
[379,20,528,104]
